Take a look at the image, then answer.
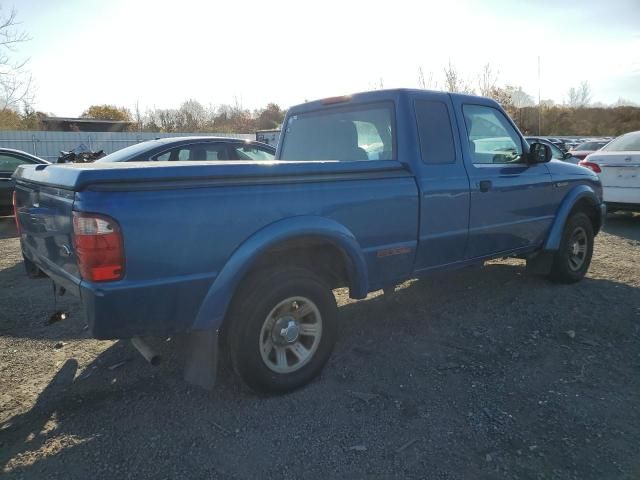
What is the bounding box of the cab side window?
[415,100,456,164]
[463,105,524,164]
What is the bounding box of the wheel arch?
[544,184,602,251]
[192,216,369,332]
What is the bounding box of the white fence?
[0,131,254,162]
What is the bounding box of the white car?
[579,131,640,212]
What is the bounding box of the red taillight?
[72,212,124,282]
[12,190,21,235]
[578,160,602,173]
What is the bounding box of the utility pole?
[537,56,542,136]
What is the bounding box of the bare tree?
[145,108,181,132]
[577,81,592,106]
[614,97,638,107]
[566,81,592,107]
[477,63,498,97]
[443,60,474,94]
[417,66,437,89]
[0,6,33,111]
[133,101,143,131]
[509,86,535,108]
[179,99,207,131]
[566,87,579,107]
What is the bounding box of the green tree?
[20,105,47,129]
[255,103,285,130]
[0,108,22,129]
[81,105,132,121]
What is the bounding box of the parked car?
[545,137,569,152]
[569,140,610,160]
[559,138,579,148]
[13,89,605,394]
[579,131,640,211]
[525,137,577,163]
[0,148,48,215]
[96,137,276,163]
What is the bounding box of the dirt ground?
[1,214,639,479]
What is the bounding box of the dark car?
[525,137,577,163]
[0,148,49,215]
[96,137,276,163]
[569,140,609,160]
[543,137,568,152]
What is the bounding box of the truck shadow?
[603,212,640,242]
[2,262,640,478]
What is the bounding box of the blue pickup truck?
[13,89,605,393]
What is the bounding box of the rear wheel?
[548,212,594,283]
[227,266,338,394]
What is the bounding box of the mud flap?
[182,329,219,391]
[526,251,554,275]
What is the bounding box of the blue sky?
[12,0,640,115]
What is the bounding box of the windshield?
[602,132,640,152]
[95,141,157,162]
[280,103,394,161]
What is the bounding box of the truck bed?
[14,160,407,190]
[14,159,419,338]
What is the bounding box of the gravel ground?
[1,214,639,479]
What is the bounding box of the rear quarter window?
[415,100,456,164]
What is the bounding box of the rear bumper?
[603,187,640,205]
[22,244,215,339]
[79,273,215,340]
[22,245,81,297]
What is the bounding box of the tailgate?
[14,180,81,293]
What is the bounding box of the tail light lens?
[73,212,124,282]
[578,160,602,173]
[12,190,21,235]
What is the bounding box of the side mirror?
[528,142,552,163]
[563,151,573,160]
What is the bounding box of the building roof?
[41,116,134,132]
[42,116,132,124]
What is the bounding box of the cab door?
[412,94,470,271]
[452,101,556,259]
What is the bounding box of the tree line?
[4,97,639,137]
[412,61,640,136]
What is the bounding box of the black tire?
[226,266,338,394]
[548,212,594,283]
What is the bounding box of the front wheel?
[548,212,594,283]
[227,267,338,394]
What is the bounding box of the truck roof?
[287,88,500,115]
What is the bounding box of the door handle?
[478,180,492,192]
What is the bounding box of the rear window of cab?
[279,102,395,161]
